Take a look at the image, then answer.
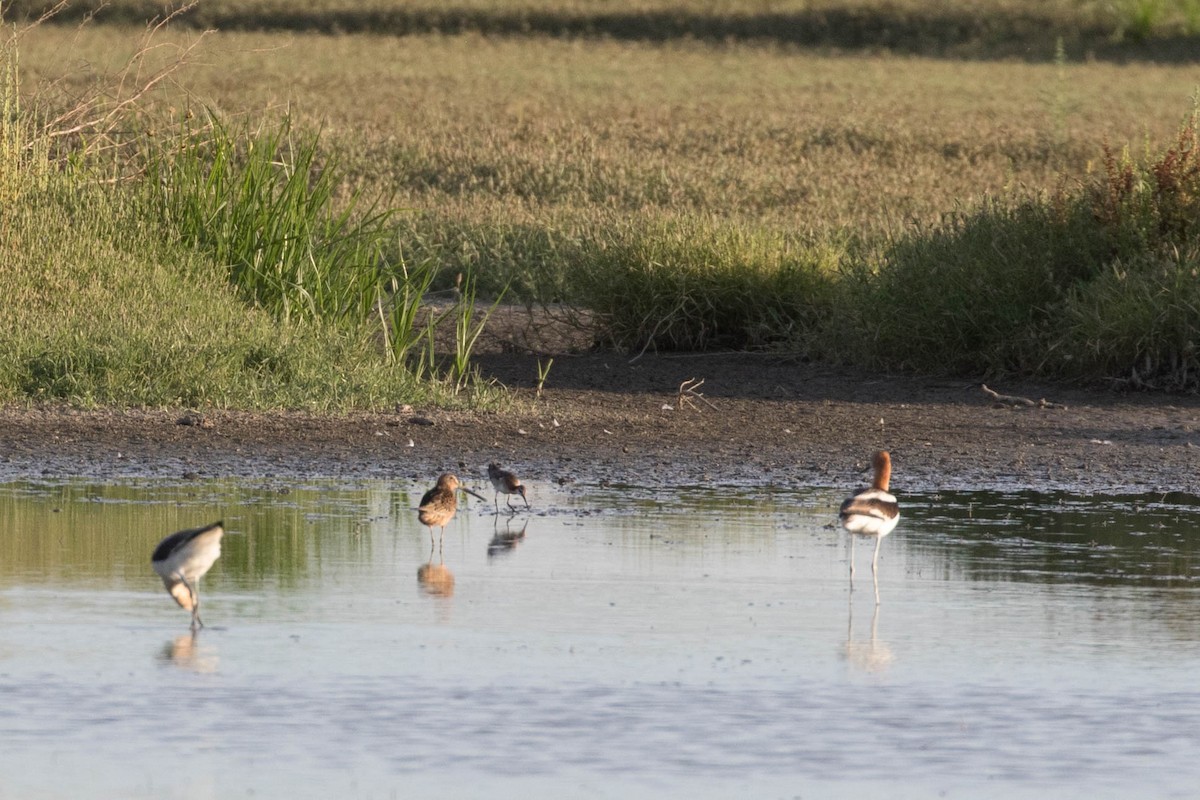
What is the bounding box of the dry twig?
[677,377,718,412]
[25,1,213,162]
[981,384,1066,410]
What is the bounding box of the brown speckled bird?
[487,463,530,512]
[418,473,485,541]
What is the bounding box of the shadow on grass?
[10,1,1200,64]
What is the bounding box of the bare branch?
[981,384,1066,410]
[677,377,718,412]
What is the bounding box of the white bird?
[839,451,899,604]
[151,520,225,630]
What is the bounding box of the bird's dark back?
[151,521,224,563]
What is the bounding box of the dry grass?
[18,23,1199,243]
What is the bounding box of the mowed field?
[19,1,1200,237]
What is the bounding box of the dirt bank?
[3,349,1199,495]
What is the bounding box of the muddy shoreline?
[3,353,1199,495]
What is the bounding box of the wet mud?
[3,352,1199,495]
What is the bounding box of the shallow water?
[1,478,1199,799]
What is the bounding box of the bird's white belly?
[842,513,899,538]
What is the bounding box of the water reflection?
[487,517,529,559]
[417,543,455,599]
[4,479,1198,598]
[158,632,219,673]
[843,600,893,674]
[905,489,1200,587]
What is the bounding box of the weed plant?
[1054,119,1200,388]
[147,115,394,324]
[839,114,1200,389]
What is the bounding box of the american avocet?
[418,474,485,542]
[151,520,224,630]
[487,463,529,512]
[839,450,900,604]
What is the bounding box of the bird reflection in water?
[487,516,529,559]
[158,632,219,673]
[417,541,456,599]
[842,599,894,673]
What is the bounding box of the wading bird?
[487,463,529,512]
[839,451,900,604]
[418,474,485,542]
[151,520,225,630]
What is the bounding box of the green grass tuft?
[570,217,842,353]
[146,114,395,324]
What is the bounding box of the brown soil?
[3,311,1199,494]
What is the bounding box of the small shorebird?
[418,473,485,541]
[839,450,900,604]
[151,520,224,630]
[487,463,529,512]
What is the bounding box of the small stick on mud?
[678,377,718,412]
[981,384,1066,410]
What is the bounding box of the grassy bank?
[0,170,469,408]
[4,1,1200,405]
[1,20,498,408]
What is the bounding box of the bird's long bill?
[164,578,196,611]
[461,487,487,502]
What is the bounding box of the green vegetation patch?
[833,119,1200,389]
[0,179,439,409]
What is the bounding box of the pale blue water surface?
[1,478,1199,799]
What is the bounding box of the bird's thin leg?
[872,537,882,606]
[177,574,203,630]
[506,495,516,513]
[494,494,499,512]
[849,534,856,584]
